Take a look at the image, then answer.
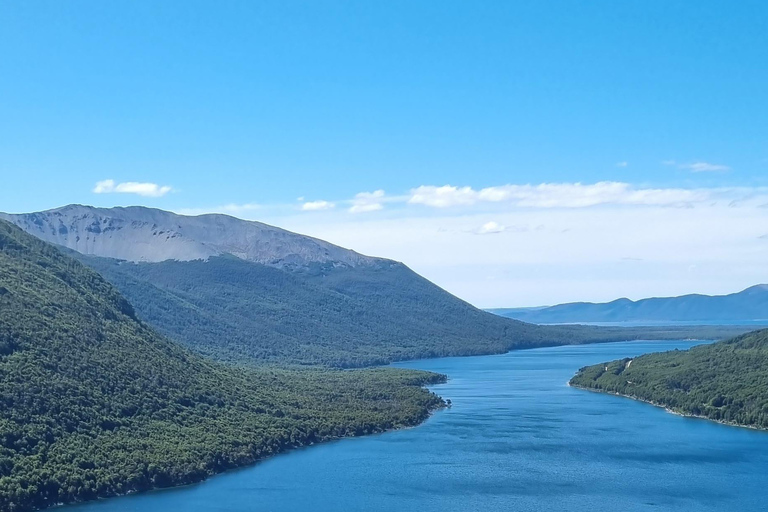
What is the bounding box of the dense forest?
[73,253,749,367]
[570,329,768,429]
[0,220,446,512]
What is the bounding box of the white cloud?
[301,200,335,211]
[616,161,628,167]
[93,179,173,197]
[680,162,731,172]
[349,190,385,213]
[477,221,506,234]
[409,185,477,207]
[93,180,115,194]
[408,182,716,209]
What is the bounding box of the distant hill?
[570,329,768,430]
[0,219,446,512]
[3,205,752,368]
[489,285,768,324]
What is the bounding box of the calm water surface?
[65,340,768,512]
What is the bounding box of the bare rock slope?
[0,204,381,268]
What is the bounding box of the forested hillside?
[0,220,446,512]
[71,253,746,367]
[75,253,548,366]
[570,330,768,429]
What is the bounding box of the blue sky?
[2,1,767,306]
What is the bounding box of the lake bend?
[62,340,768,512]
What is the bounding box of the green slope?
[570,329,768,429]
[0,220,445,512]
[72,254,547,367]
[69,253,750,368]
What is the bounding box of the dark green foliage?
[0,220,446,512]
[570,330,768,429]
[71,252,750,368]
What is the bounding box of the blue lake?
[64,340,768,511]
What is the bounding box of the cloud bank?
[407,182,721,209]
[188,181,765,218]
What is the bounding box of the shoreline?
[342,324,753,370]
[50,385,448,511]
[42,335,758,512]
[568,382,766,432]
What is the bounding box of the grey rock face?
[0,205,384,268]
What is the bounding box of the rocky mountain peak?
[0,204,384,268]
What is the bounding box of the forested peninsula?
[570,330,768,429]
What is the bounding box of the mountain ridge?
[489,285,768,324]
